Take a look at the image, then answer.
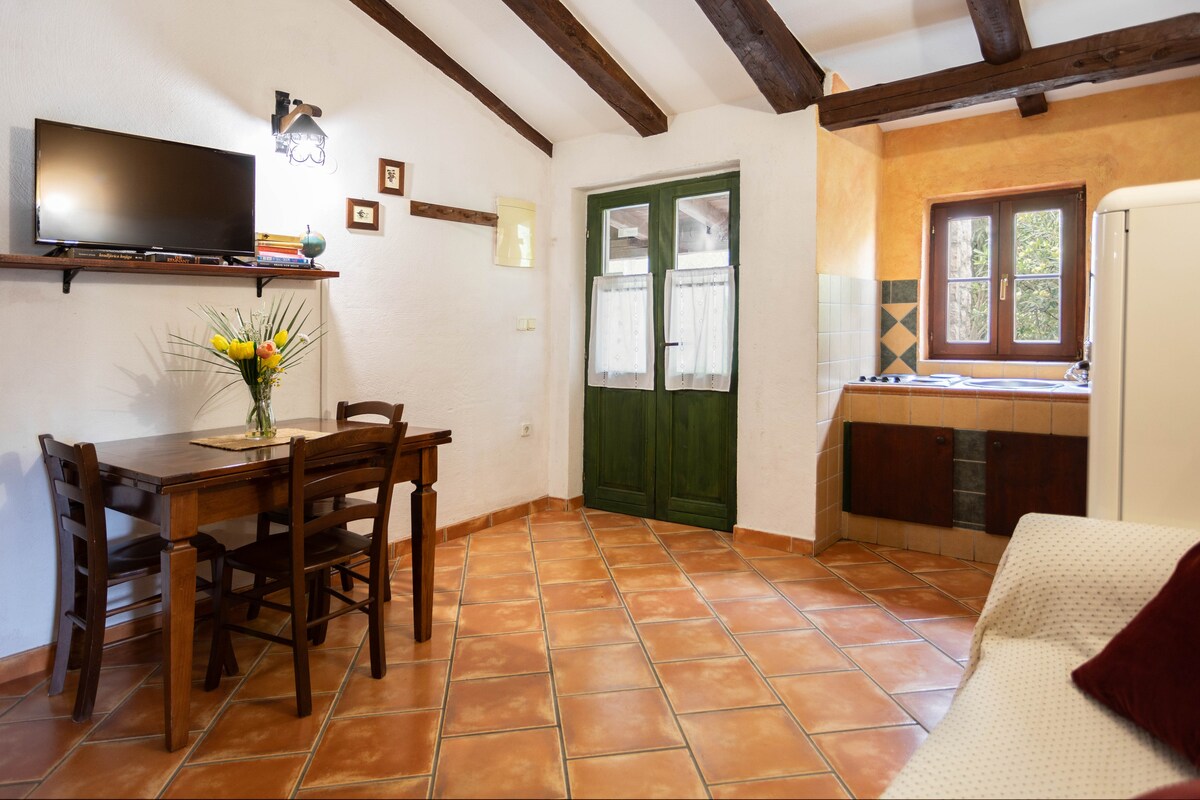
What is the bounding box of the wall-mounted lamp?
[272,90,327,166]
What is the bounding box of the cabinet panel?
[846,422,954,527]
[985,431,1087,536]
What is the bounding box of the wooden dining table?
[92,417,452,751]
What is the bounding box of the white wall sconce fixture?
[272,90,327,166]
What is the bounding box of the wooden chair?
[205,422,406,716]
[39,434,232,722]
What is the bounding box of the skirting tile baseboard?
[732,525,816,556]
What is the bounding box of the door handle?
[935,435,946,444]
[663,342,681,347]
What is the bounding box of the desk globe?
[301,226,327,260]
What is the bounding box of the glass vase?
[245,385,277,440]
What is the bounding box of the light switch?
[517,317,528,331]
[526,317,536,331]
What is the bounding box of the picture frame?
[346,198,380,231]
[378,158,406,196]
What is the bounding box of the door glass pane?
[604,204,650,275]
[947,281,990,342]
[1014,209,1062,275]
[664,267,735,392]
[675,192,730,269]
[947,216,991,278]
[587,274,655,390]
[1014,277,1061,342]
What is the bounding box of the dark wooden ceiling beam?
[692,0,824,113]
[346,0,553,156]
[965,0,1048,117]
[499,0,667,136]
[819,14,1200,131]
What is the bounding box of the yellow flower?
[210,334,230,352]
[264,353,282,369]
[273,330,288,348]
[228,340,255,360]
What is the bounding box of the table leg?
[160,492,198,752]
[410,448,438,642]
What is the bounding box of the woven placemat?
[190,428,331,451]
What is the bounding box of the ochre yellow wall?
[879,76,1200,282]
[816,73,883,279]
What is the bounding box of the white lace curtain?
[587,273,654,390]
[664,266,736,392]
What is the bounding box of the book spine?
[147,253,198,264]
[256,246,304,257]
[255,234,303,246]
[65,248,140,260]
[256,256,310,266]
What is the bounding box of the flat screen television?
[34,119,255,257]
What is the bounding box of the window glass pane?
[1014,277,1061,342]
[675,192,731,269]
[604,204,649,275]
[947,216,990,278]
[947,281,990,343]
[1014,209,1062,275]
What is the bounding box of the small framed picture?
[378,158,405,196]
[346,198,380,231]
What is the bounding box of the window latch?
[1000,274,1009,301]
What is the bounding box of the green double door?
[583,172,739,531]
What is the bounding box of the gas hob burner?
[856,374,965,387]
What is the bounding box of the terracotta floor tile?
[673,550,751,575]
[737,629,854,677]
[532,521,592,541]
[145,633,269,685]
[468,532,531,555]
[546,609,637,649]
[97,634,163,668]
[709,774,850,799]
[461,573,539,604]
[296,777,428,799]
[163,753,306,799]
[0,783,37,799]
[601,544,673,567]
[660,531,730,553]
[432,546,467,568]
[609,565,690,592]
[847,641,965,693]
[690,572,777,601]
[465,552,535,577]
[830,562,927,590]
[265,613,367,653]
[865,587,973,621]
[656,657,776,713]
[558,688,683,758]
[567,748,707,799]
[529,510,585,525]
[645,519,710,534]
[551,643,657,695]
[585,512,646,529]
[303,709,439,787]
[0,717,96,783]
[537,557,611,585]
[814,542,886,566]
[813,725,927,800]
[457,599,543,637]
[711,597,812,633]
[804,607,920,647]
[679,707,825,784]
[880,549,969,572]
[909,617,977,661]
[30,733,194,799]
[593,528,659,547]
[335,661,448,716]
[894,688,957,731]
[752,556,833,582]
[190,694,333,763]
[539,581,622,612]
[444,673,556,735]
[450,631,548,681]
[361,623,453,665]
[89,678,237,741]
[776,578,871,611]
[623,588,713,623]
[638,619,740,662]
[918,569,995,599]
[731,541,793,559]
[4,665,153,723]
[433,567,465,592]
[772,671,913,733]
[235,649,355,701]
[475,518,531,536]
[970,561,999,575]
[0,673,47,699]
[433,727,565,799]
[0,698,16,719]
[533,539,600,562]
[962,597,988,612]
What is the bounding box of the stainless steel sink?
[962,378,1063,389]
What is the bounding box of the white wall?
[546,104,820,541]
[0,0,552,658]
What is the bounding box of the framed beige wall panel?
[496,197,535,268]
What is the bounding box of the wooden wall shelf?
[0,254,339,296]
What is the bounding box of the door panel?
[846,422,955,527]
[985,431,1087,535]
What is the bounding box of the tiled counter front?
[841,383,1089,563]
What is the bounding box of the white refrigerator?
[1089,179,1200,528]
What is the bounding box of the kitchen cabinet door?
[985,431,1087,536]
[845,422,954,527]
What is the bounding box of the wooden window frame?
[928,188,1085,361]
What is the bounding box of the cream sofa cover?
[884,514,1199,799]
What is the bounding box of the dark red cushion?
[1072,541,1200,768]
[1135,779,1200,799]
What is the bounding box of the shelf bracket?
[62,268,82,294]
[256,276,273,297]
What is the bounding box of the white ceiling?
[380,0,1200,143]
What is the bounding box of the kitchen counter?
[843,377,1090,403]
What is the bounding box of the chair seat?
[107,531,222,579]
[263,496,371,526]
[227,528,371,576]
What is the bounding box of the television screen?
[35,119,255,256]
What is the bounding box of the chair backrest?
[336,400,404,425]
[39,434,109,583]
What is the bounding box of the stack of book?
[255,233,309,267]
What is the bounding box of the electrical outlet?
[520,422,532,437]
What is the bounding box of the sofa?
[884,513,1200,799]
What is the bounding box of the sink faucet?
[1065,340,1091,386]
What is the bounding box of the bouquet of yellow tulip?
[169,295,323,439]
